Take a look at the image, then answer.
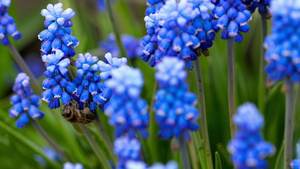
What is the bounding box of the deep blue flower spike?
[241,0,270,17]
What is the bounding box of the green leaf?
[274,141,284,169]
[215,152,222,169]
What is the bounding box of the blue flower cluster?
[104,65,149,138]
[114,136,142,169]
[125,160,178,169]
[72,52,100,111]
[0,0,22,45]
[34,147,63,166]
[154,57,199,140]
[146,0,166,15]
[100,34,143,59]
[9,73,44,128]
[39,3,79,57]
[213,0,252,43]
[227,103,275,169]
[241,0,270,16]
[41,50,77,109]
[63,162,83,169]
[291,141,300,169]
[264,0,300,83]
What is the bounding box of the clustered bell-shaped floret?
[146,0,166,15]
[241,0,270,16]
[9,73,44,128]
[100,34,143,59]
[41,50,76,109]
[114,137,142,169]
[154,57,199,140]
[213,0,252,43]
[264,0,300,83]
[291,140,300,169]
[104,65,149,138]
[227,103,275,169]
[126,160,178,169]
[39,3,79,57]
[63,162,83,169]
[0,0,22,45]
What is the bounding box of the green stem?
[188,135,200,169]
[227,37,236,139]
[194,57,213,169]
[179,137,191,169]
[94,112,118,164]
[258,14,267,112]
[78,124,111,169]
[192,132,207,169]
[7,41,43,95]
[103,0,127,59]
[29,117,66,159]
[284,79,295,169]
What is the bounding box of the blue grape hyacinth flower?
[63,162,83,169]
[72,52,100,111]
[154,57,199,140]
[104,65,149,138]
[39,3,79,57]
[241,0,270,16]
[146,0,166,15]
[126,160,178,169]
[9,73,44,128]
[291,140,300,169]
[227,103,275,169]
[114,136,142,169]
[41,50,77,109]
[0,0,22,45]
[264,0,300,83]
[213,0,252,43]
[100,34,143,59]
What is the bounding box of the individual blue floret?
[41,50,76,109]
[104,65,149,138]
[291,140,300,169]
[9,73,44,128]
[63,162,83,169]
[154,57,199,140]
[72,52,100,111]
[241,0,270,16]
[125,160,178,169]
[100,34,143,59]
[264,0,300,83]
[146,0,166,15]
[0,0,22,45]
[114,136,142,169]
[39,3,79,57]
[213,0,252,43]
[227,103,275,169]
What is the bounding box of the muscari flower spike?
[126,160,178,169]
[104,65,149,138]
[39,3,79,57]
[72,52,100,111]
[142,0,201,69]
[63,162,83,169]
[241,0,270,17]
[100,34,143,59]
[0,0,22,45]
[264,0,300,83]
[291,140,300,169]
[41,50,77,109]
[146,0,166,15]
[93,52,127,109]
[227,103,275,169]
[189,0,217,55]
[114,136,142,169]
[154,57,199,140]
[9,73,44,128]
[213,0,252,43]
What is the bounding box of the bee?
[62,99,95,124]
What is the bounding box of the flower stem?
[258,14,267,112]
[78,124,111,169]
[7,41,43,95]
[194,57,213,169]
[103,0,127,59]
[28,116,66,159]
[93,112,118,164]
[179,136,191,169]
[284,79,295,169]
[227,37,236,139]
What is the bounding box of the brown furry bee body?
[62,100,95,124]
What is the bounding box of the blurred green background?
[0,0,296,168]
